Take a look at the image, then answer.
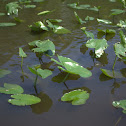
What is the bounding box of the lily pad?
[61,89,89,105]
[0,13,5,16]
[85,16,94,21]
[48,19,62,23]
[8,94,41,106]
[38,10,51,15]
[86,39,108,58]
[101,69,124,78]
[51,55,92,78]
[97,18,112,24]
[0,23,16,27]
[33,0,44,2]
[112,100,126,114]
[19,48,27,58]
[0,83,24,94]
[89,6,101,12]
[24,5,36,8]
[74,11,86,24]
[0,69,11,78]
[110,9,125,16]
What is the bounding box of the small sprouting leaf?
[112,100,126,114]
[33,0,44,2]
[0,83,24,94]
[29,21,48,32]
[8,94,41,106]
[24,5,36,8]
[32,39,55,56]
[85,16,94,21]
[0,13,5,16]
[97,18,112,24]
[110,9,125,16]
[37,10,51,15]
[19,48,27,58]
[74,11,86,24]
[0,23,16,27]
[61,89,89,105]
[0,69,11,78]
[37,68,52,79]
[28,66,37,75]
[86,39,108,58]
[101,69,124,78]
[117,20,126,28]
[6,2,21,15]
[81,27,94,39]
[51,55,92,78]
[53,25,71,34]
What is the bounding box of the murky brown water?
[0,0,126,126]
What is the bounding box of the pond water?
[0,0,126,126]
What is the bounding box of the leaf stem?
[34,75,38,87]
[112,55,117,70]
[62,73,70,83]
[115,116,122,126]
[21,57,23,68]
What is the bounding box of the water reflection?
[30,92,53,114]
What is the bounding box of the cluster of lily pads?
[0,0,126,114]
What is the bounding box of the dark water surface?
[0,0,126,126]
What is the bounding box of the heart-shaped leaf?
[110,9,125,16]
[8,94,41,106]
[19,48,27,58]
[86,39,108,58]
[51,55,92,78]
[61,89,89,105]
[0,83,24,94]
[0,69,11,78]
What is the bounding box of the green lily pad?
[38,10,51,15]
[81,27,94,39]
[61,89,89,105]
[97,18,112,24]
[74,11,86,24]
[0,23,16,27]
[48,19,62,23]
[0,69,11,78]
[89,6,101,11]
[0,83,24,94]
[85,16,94,21]
[86,39,108,58]
[110,9,125,16]
[28,40,42,47]
[0,13,5,16]
[19,48,27,58]
[51,55,92,78]
[32,39,55,56]
[29,21,48,32]
[33,0,44,2]
[8,94,41,106]
[37,68,52,79]
[112,100,126,114]
[101,69,124,78]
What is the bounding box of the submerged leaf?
[0,69,11,78]
[86,39,108,58]
[101,69,124,78]
[61,89,89,105]
[19,48,27,58]
[8,94,41,106]
[51,55,92,78]
[0,83,24,94]
[112,100,126,114]
[0,23,16,27]
[74,11,86,24]
[97,18,112,24]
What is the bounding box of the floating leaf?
[110,9,125,16]
[81,27,94,39]
[38,10,51,15]
[74,11,86,24]
[86,39,108,58]
[112,100,126,114]
[119,30,126,48]
[33,0,44,2]
[0,23,16,27]
[117,20,126,28]
[0,69,11,78]
[101,69,124,78]
[6,2,21,15]
[24,5,36,8]
[97,18,112,24]
[8,94,41,106]
[0,13,5,16]
[89,6,101,11]
[61,89,89,105]
[19,0,31,4]
[85,16,94,21]
[51,55,92,78]
[0,83,24,94]
[28,40,42,47]
[37,68,52,79]
[67,3,78,9]
[67,3,90,9]
[14,17,24,23]
[32,39,55,56]
[19,48,27,58]
[29,21,48,32]
[97,29,116,34]
[48,19,62,23]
